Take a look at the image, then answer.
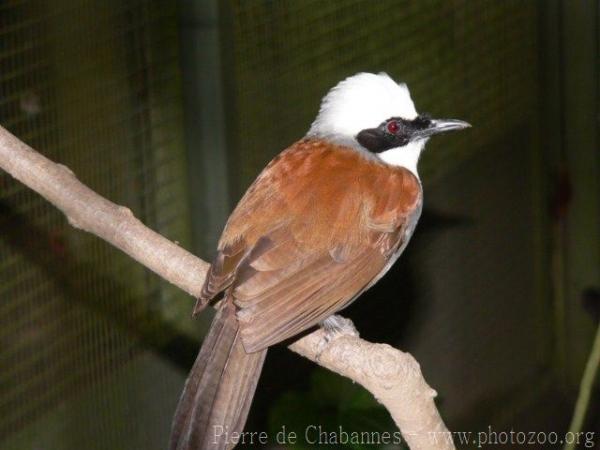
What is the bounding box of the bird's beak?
[415,119,471,139]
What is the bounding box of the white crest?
[307,72,424,175]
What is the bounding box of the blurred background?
[0,1,598,449]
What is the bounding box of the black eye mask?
[356,115,431,153]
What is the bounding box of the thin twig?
[564,322,600,450]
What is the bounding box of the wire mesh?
[0,1,190,448]
[0,0,553,447]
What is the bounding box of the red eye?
[386,120,399,134]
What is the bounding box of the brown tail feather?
[170,302,267,450]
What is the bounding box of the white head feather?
[307,72,425,176]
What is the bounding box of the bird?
[169,72,470,450]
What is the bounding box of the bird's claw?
[315,315,359,361]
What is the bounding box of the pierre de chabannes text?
[213,425,596,447]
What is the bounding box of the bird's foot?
[315,315,359,361]
[322,315,359,337]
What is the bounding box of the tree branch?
[0,124,454,450]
